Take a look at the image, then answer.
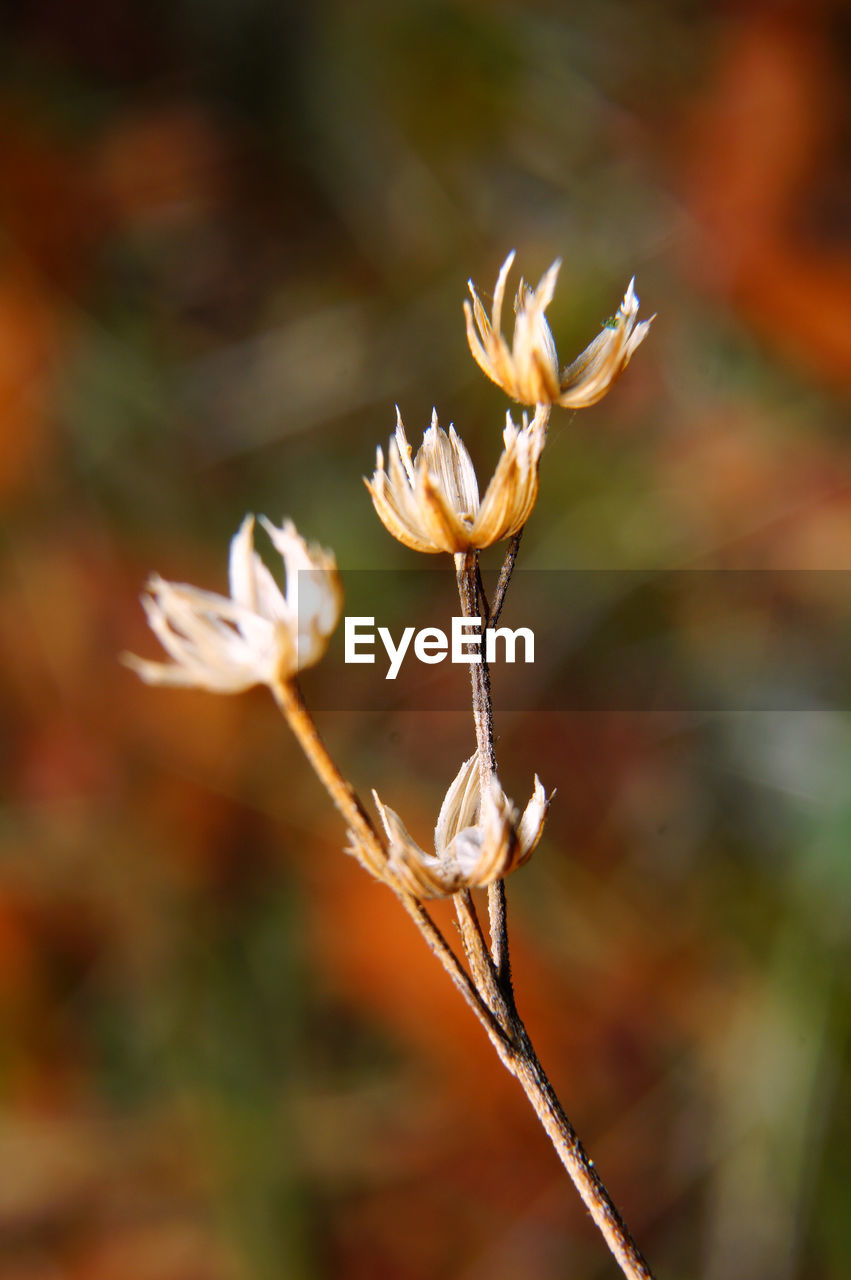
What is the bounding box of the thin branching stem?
[489,527,523,629]
[271,676,378,856]
[273,570,656,1278]
[497,1031,656,1280]
[454,890,508,1027]
[269,676,510,1050]
[270,514,654,1276]
[455,551,497,779]
[453,545,656,1280]
[455,550,512,995]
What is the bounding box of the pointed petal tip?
[370,789,391,838]
[540,257,563,290]
[532,774,552,805]
[120,651,170,685]
[259,513,301,549]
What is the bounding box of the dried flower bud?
[124,515,342,692]
[465,251,653,409]
[354,754,549,899]
[365,405,547,555]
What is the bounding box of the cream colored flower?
[124,515,342,692]
[365,405,547,554]
[464,250,653,409]
[356,754,549,899]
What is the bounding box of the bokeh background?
[2,1,850,1277]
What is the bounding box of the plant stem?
[498,1029,656,1280]
[455,550,511,995]
[454,889,507,1024]
[454,551,656,1280]
[270,676,509,1049]
[489,528,523,628]
[271,676,379,859]
[271,588,656,1276]
[455,551,496,781]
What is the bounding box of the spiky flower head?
[124,515,342,693]
[351,754,549,899]
[366,405,547,555]
[464,250,653,409]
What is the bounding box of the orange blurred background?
[2,2,850,1277]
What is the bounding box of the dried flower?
[366,405,547,555]
[355,754,549,899]
[464,250,653,409]
[124,515,342,692]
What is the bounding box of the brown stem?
[455,551,512,999]
[498,1027,656,1280]
[270,676,509,1050]
[489,527,523,629]
[455,551,496,780]
[271,676,378,857]
[271,641,655,1276]
[455,545,655,1278]
[453,890,513,1033]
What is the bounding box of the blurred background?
[1,0,850,1277]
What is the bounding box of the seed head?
[124,515,342,692]
[353,754,550,899]
[465,251,653,409]
[366,405,547,555]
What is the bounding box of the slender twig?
[454,890,508,1026]
[454,551,497,783]
[402,894,510,1051]
[271,577,655,1278]
[489,527,523,629]
[453,550,655,1280]
[271,676,379,856]
[455,533,525,994]
[474,556,491,624]
[455,551,512,995]
[269,676,510,1050]
[497,1030,656,1280]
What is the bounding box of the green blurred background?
[1,1,850,1276]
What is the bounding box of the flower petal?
[471,407,547,546]
[466,256,651,409]
[434,753,480,852]
[516,775,550,863]
[128,517,339,693]
[558,279,654,408]
[260,517,343,670]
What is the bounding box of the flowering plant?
[127,252,654,1280]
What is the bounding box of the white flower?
[365,405,547,555]
[360,754,549,899]
[124,515,342,692]
[464,250,653,409]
